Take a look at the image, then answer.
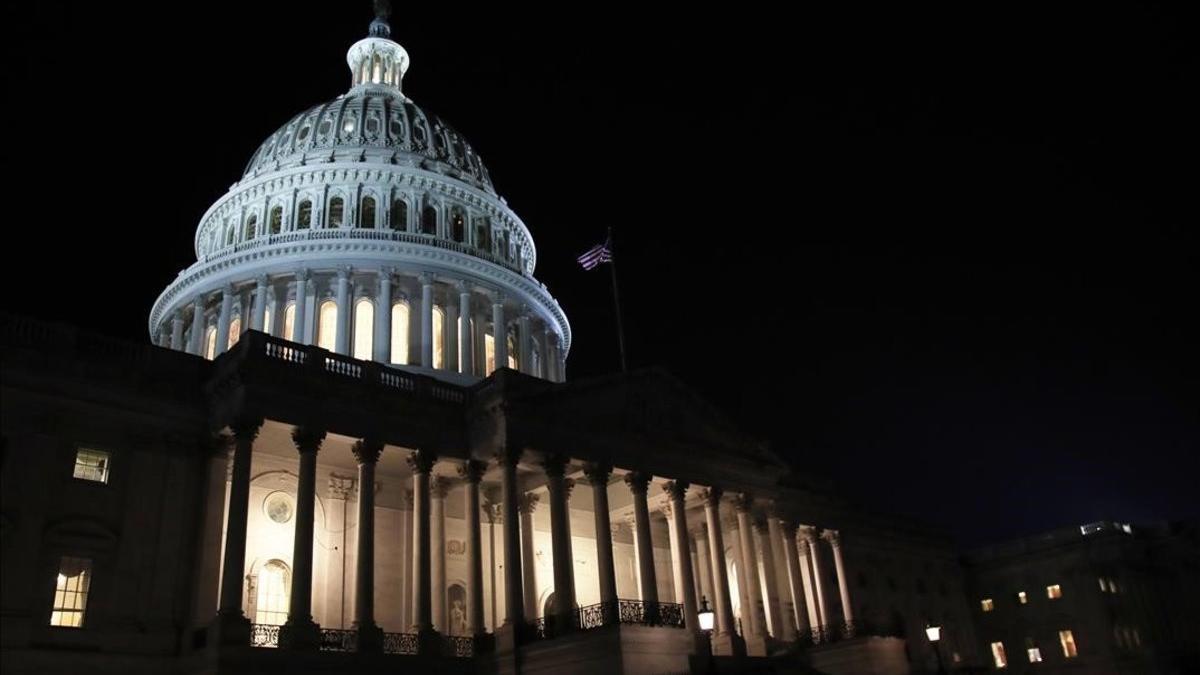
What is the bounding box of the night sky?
[5,3,1196,546]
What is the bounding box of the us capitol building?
[3,6,1193,675]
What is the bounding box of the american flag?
[577,237,612,270]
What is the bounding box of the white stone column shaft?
[492,297,507,371]
[189,295,205,355]
[293,271,309,343]
[251,275,268,331]
[334,267,351,355]
[420,273,434,368]
[664,482,699,632]
[373,271,392,363]
[457,284,473,374]
[215,285,234,356]
[826,530,854,635]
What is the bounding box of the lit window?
[457,315,466,372]
[283,303,296,341]
[1059,630,1077,658]
[50,557,92,627]
[353,298,373,360]
[390,302,409,364]
[317,301,337,351]
[245,214,257,241]
[485,333,495,374]
[1017,591,1028,605]
[72,448,110,484]
[980,598,994,612]
[1109,578,1120,594]
[1099,577,1108,593]
[297,200,312,230]
[205,326,217,360]
[507,334,517,370]
[1120,523,1133,534]
[342,117,356,134]
[328,197,344,228]
[1130,627,1140,648]
[1046,584,1062,599]
[254,560,291,628]
[228,317,242,349]
[433,306,445,369]
[269,206,282,234]
[1027,647,1042,663]
[990,641,1007,668]
[263,306,273,336]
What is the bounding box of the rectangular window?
[1027,647,1043,663]
[1017,591,1028,605]
[1099,577,1108,592]
[1046,584,1062,599]
[50,557,92,627]
[990,641,1008,668]
[72,448,110,484]
[981,598,995,612]
[1059,629,1078,658]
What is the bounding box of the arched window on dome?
[282,303,296,341]
[269,206,283,234]
[245,214,258,242]
[204,326,217,360]
[226,221,236,246]
[228,316,242,350]
[317,300,337,351]
[328,197,344,228]
[390,199,408,232]
[507,333,517,370]
[475,219,491,252]
[433,305,445,369]
[297,200,312,230]
[421,204,437,235]
[353,298,373,360]
[450,208,466,243]
[390,301,409,365]
[484,332,495,375]
[359,197,376,229]
[497,230,509,260]
[372,54,382,84]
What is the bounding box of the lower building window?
[1059,629,1078,658]
[255,560,291,626]
[980,597,994,612]
[1026,637,1043,663]
[990,641,1008,668]
[72,448,110,484]
[50,557,92,627]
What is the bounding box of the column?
[280,426,325,650]
[431,476,449,632]
[628,516,643,598]
[188,295,205,355]
[334,266,351,355]
[445,302,459,372]
[799,527,827,641]
[767,518,798,642]
[170,311,185,350]
[458,460,487,636]
[662,503,686,606]
[420,272,434,368]
[543,328,556,381]
[754,517,784,639]
[779,520,809,641]
[543,455,577,632]
[352,440,384,651]
[700,487,744,656]
[625,472,658,619]
[518,493,539,618]
[497,448,525,631]
[251,274,269,331]
[214,418,260,645]
[457,282,473,374]
[293,270,309,344]
[584,464,618,615]
[214,284,234,356]
[824,529,855,637]
[407,450,436,638]
[694,526,715,615]
[373,269,392,363]
[492,294,507,370]
[663,481,699,634]
[518,312,532,374]
[734,495,766,653]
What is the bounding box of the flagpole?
[607,226,629,373]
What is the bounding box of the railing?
[526,599,686,643]
[319,628,358,652]
[382,631,419,655]
[577,601,618,630]
[251,623,280,648]
[444,635,474,657]
[264,340,306,364]
[324,353,362,378]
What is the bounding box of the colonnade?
[212,422,856,656]
[161,268,565,382]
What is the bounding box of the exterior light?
[926,622,942,643]
[698,595,714,632]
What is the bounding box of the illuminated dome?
[149,8,570,384]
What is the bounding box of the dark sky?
[5,2,1196,546]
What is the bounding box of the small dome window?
[269,206,283,234]
[298,122,312,142]
[318,118,332,137]
[390,199,408,231]
[297,200,312,230]
[359,197,376,229]
[342,117,356,134]
[421,204,437,235]
[328,197,344,228]
[245,214,258,241]
[389,117,404,139]
[366,116,380,135]
[451,208,466,243]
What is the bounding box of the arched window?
[297,200,312,230]
[475,219,491,250]
[317,300,337,351]
[360,196,376,229]
[254,560,291,627]
[433,306,445,369]
[507,333,517,370]
[283,303,296,341]
[458,315,468,372]
[390,301,409,365]
[353,298,373,360]
[269,206,283,234]
[204,326,217,360]
[421,204,437,235]
[228,316,242,349]
[328,197,344,228]
[484,332,496,375]
[226,223,236,246]
[498,230,509,259]
[390,199,408,231]
[263,305,273,336]
[451,209,465,242]
[245,215,257,241]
